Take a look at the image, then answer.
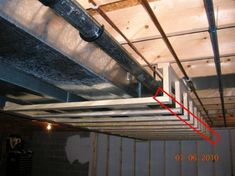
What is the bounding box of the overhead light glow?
[46,123,52,131]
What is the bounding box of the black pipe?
[203,0,227,127]
[89,0,163,80]
[39,0,159,92]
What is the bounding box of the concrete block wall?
[32,131,90,176]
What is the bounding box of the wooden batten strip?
[31,108,182,118]
[4,96,171,112]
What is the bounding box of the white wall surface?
[89,128,235,176]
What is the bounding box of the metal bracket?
[182,77,194,91]
[80,25,104,42]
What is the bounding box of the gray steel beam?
[203,0,227,126]
[0,63,84,102]
[0,0,142,99]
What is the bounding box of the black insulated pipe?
[39,0,104,42]
[203,0,227,127]
[39,0,159,92]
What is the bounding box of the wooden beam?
[44,114,194,125]
[162,63,171,95]
[74,125,194,130]
[193,106,199,132]
[4,96,171,111]
[40,115,184,122]
[79,0,122,10]
[62,120,193,127]
[87,0,157,15]
[31,108,182,118]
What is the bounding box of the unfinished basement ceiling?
[86,0,235,126]
[0,0,235,140]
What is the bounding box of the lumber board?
[4,96,171,111]
[31,108,182,118]
[74,125,194,130]
[50,118,194,126]
[40,115,186,122]
[67,121,195,127]
[78,0,121,9]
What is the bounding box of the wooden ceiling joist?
[87,0,157,15]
